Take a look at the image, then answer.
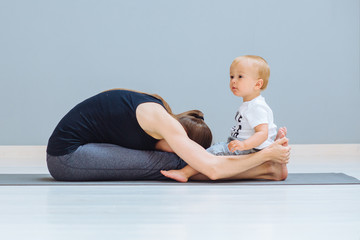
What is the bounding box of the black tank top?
[47,90,165,156]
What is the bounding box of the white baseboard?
[0,144,359,175]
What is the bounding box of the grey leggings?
[47,143,187,181]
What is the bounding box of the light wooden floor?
[0,145,359,240]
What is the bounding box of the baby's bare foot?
[160,170,189,183]
[275,127,287,140]
[275,127,288,146]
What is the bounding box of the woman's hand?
[263,137,291,164]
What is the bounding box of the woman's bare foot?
[280,162,288,180]
[262,137,290,180]
[274,127,289,180]
[263,161,288,181]
[268,127,289,181]
[160,170,189,183]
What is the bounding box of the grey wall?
[0,0,359,145]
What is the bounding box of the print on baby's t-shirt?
[231,111,242,138]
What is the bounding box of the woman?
[47,89,290,181]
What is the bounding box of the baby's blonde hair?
[232,55,270,90]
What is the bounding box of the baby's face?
[229,58,260,100]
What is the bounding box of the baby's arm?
[160,165,199,183]
[228,123,268,152]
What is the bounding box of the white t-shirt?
[230,95,277,149]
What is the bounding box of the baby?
[161,55,286,182]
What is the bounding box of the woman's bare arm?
[136,103,290,180]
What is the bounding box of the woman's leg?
[190,161,287,181]
[47,143,186,181]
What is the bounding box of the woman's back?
[46,90,165,156]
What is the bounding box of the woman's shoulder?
[136,102,174,138]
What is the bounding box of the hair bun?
[194,115,204,120]
[175,110,205,121]
[188,110,204,120]
[176,110,212,148]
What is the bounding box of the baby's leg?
[207,142,234,155]
[160,165,199,183]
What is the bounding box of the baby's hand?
[228,140,246,152]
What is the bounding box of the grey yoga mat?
[0,173,359,186]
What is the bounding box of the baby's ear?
[256,79,264,89]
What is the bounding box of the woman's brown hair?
[174,110,213,149]
[148,94,213,149]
